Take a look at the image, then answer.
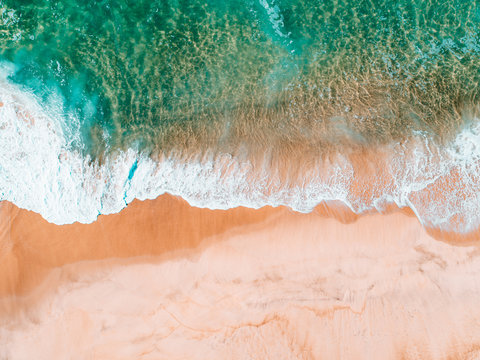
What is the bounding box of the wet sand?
[1,195,480,359]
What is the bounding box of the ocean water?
[0,0,480,230]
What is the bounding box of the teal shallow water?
[1,0,480,156]
[2,0,480,228]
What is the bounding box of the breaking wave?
[1,75,480,234]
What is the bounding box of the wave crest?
[1,79,480,233]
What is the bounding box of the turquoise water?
[1,0,479,156]
[3,0,480,228]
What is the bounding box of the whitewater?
[0,72,479,234]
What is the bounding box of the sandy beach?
[1,1,480,358]
[0,195,479,359]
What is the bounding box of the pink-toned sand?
[1,195,480,359]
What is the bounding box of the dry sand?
[1,195,480,359]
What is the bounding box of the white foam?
[1,78,480,233]
[258,0,289,39]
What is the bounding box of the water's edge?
[1,78,480,235]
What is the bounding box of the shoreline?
[0,194,285,299]
[2,195,480,358]
[0,194,478,301]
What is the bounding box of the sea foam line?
[1,77,480,233]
